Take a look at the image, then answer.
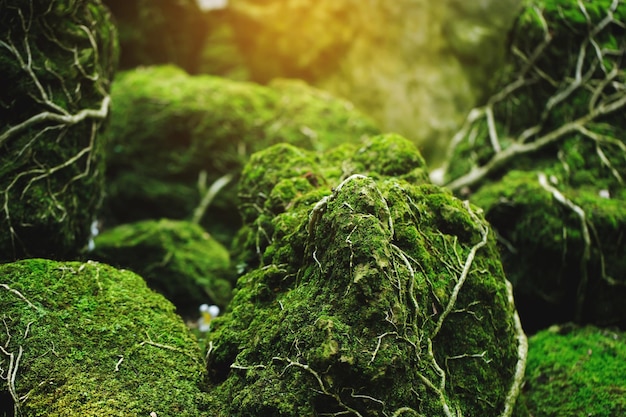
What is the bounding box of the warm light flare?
[197,0,228,12]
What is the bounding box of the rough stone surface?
[103,65,379,243]
[0,0,118,262]
[90,219,234,317]
[206,134,527,416]
[0,259,208,416]
[514,324,626,417]
[222,0,522,164]
[437,0,626,332]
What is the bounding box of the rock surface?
[0,0,118,262]
[437,0,626,332]
[206,134,527,416]
[90,219,233,316]
[103,65,379,243]
[0,259,208,416]
[514,324,626,417]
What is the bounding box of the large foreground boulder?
[103,65,379,243]
[0,259,208,416]
[514,324,626,417]
[0,0,118,262]
[206,135,527,416]
[436,0,626,332]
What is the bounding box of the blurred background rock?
[103,0,522,166]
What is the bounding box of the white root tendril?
[440,2,625,192]
[0,3,112,255]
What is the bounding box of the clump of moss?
[0,259,208,416]
[207,134,526,416]
[90,219,234,317]
[103,65,380,244]
[438,0,626,332]
[514,324,626,417]
[0,0,118,262]
[471,170,626,332]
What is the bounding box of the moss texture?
[207,134,526,416]
[0,0,118,262]
[103,65,379,244]
[514,324,626,417]
[90,219,233,317]
[0,259,208,416]
[439,0,626,332]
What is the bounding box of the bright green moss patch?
[90,219,234,317]
[103,65,380,244]
[0,259,208,416]
[207,135,526,416]
[515,324,626,417]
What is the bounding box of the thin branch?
[499,280,528,417]
[191,173,233,224]
[445,91,626,192]
[442,1,626,193]
[0,95,110,148]
[0,284,38,310]
[432,201,489,337]
[537,173,591,321]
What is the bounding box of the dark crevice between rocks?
[0,390,15,417]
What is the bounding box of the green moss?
[207,136,525,416]
[103,65,379,244]
[441,0,626,332]
[0,259,208,416]
[515,324,626,417]
[470,169,626,331]
[90,219,234,316]
[0,0,118,262]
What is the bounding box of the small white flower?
[198,304,220,332]
[598,189,610,199]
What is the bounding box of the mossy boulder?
[0,259,208,416]
[437,0,626,332]
[103,0,208,73]
[103,65,379,243]
[90,219,233,317]
[0,0,118,262]
[206,134,527,416]
[514,324,626,417]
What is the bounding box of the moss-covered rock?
[0,259,208,416]
[206,134,527,416]
[514,324,626,417]
[103,65,379,243]
[437,0,626,332]
[90,219,233,317]
[103,0,209,73]
[0,0,118,262]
